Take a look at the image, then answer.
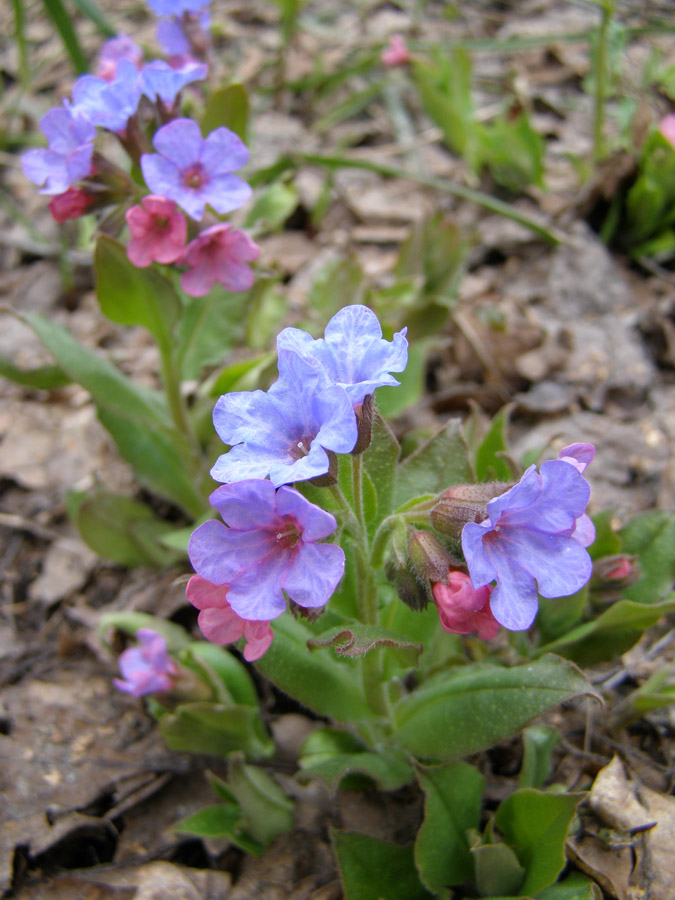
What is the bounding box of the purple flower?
[211,350,358,487]
[276,305,408,405]
[113,628,178,696]
[140,118,251,220]
[157,18,191,57]
[462,453,595,631]
[96,35,143,81]
[141,59,207,106]
[147,0,210,14]
[72,58,142,133]
[21,105,96,195]
[188,480,345,620]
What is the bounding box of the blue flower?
[113,629,177,696]
[462,454,595,631]
[21,105,96,195]
[188,479,345,621]
[141,59,208,106]
[72,58,142,133]
[211,350,358,487]
[140,118,251,220]
[276,304,408,405]
[147,0,210,15]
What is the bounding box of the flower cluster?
[21,0,258,298]
[187,305,409,657]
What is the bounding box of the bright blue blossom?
[140,118,251,220]
[21,105,96,195]
[147,0,209,15]
[188,479,345,621]
[276,304,408,405]
[211,350,358,487]
[462,448,595,631]
[113,628,177,696]
[157,18,191,56]
[141,59,207,106]
[72,58,142,133]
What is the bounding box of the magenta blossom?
[114,628,178,697]
[382,34,411,67]
[187,575,274,661]
[433,570,500,640]
[179,224,259,296]
[188,479,345,621]
[462,447,595,631]
[659,114,675,148]
[125,195,187,267]
[48,186,94,222]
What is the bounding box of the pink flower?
[48,186,94,222]
[125,194,187,267]
[659,114,675,148]
[179,224,259,297]
[432,570,500,640]
[186,574,274,662]
[381,34,410,67]
[114,628,178,696]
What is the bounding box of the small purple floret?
[21,105,96,195]
[276,304,408,405]
[188,479,345,621]
[72,58,142,133]
[462,452,595,631]
[211,350,358,487]
[140,118,251,220]
[141,59,207,106]
[147,0,210,15]
[113,628,177,697]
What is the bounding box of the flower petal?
[282,542,345,608]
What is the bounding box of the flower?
[21,105,96,195]
[72,58,143,133]
[96,35,143,81]
[141,59,207,107]
[186,575,273,661]
[48,186,94,222]
[140,118,251,220]
[276,305,408,405]
[433,571,500,639]
[147,0,210,14]
[125,195,187,267]
[211,350,358,486]
[382,34,411,67]
[461,452,595,631]
[188,479,345,621]
[157,18,191,57]
[113,628,178,696]
[659,114,675,148]
[179,224,259,296]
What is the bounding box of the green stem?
[593,0,615,165]
[351,454,365,539]
[157,338,205,484]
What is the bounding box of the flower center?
[183,163,205,189]
[154,215,169,231]
[274,519,302,550]
[288,434,314,461]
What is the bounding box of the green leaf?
[332,830,433,900]
[494,789,582,895]
[244,280,287,351]
[536,596,675,666]
[174,803,266,855]
[208,351,276,397]
[471,841,525,898]
[0,353,70,390]
[97,407,206,517]
[299,728,413,791]
[184,642,259,707]
[376,339,429,419]
[308,256,364,322]
[620,510,675,603]
[17,311,169,427]
[393,655,599,760]
[98,611,190,650]
[518,726,561,790]
[308,623,422,666]
[588,510,622,560]
[475,405,514,482]
[202,84,249,142]
[177,283,251,379]
[67,489,183,567]
[414,760,485,890]
[94,236,181,349]
[395,418,474,509]
[254,614,372,723]
[244,181,299,232]
[158,701,273,759]
[535,871,602,899]
[536,585,588,642]
[227,755,295,845]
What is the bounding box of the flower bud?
[431,482,513,539]
[433,570,500,640]
[48,186,94,222]
[351,394,374,455]
[592,554,639,586]
[385,558,430,611]
[408,530,459,583]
